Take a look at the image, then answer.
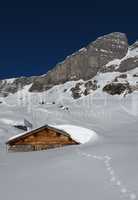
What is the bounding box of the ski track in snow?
[77,150,137,200]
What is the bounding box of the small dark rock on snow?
[133,74,138,77]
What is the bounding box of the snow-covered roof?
[6,124,98,144]
[51,125,98,144]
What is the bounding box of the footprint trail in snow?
[78,151,137,200]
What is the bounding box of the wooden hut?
[6,125,79,152]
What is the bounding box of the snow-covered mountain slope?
[1,88,138,200]
[0,32,138,200]
[0,67,137,143]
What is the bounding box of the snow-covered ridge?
[106,45,138,69]
[1,78,16,84]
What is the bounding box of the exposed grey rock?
[113,74,127,82]
[71,80,99,98]
[117,42,138,72]
[70,82,83,99]
[84,80,98,96]
[118,57,138,72]
[29,32,128,92]
[103,82,132,95]
[133,74,138,77]
[131,84,138,91]
[101,65,117,73]
[118,74,127,79]
[89,32,128,68]
[0,76,36,96]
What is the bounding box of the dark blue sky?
[0,0,138,79]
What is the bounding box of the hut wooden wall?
[8,128,77,151]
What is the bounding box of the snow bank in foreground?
[52,124,98,144]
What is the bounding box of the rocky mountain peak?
[0,32,137,95]
[90,32,128,60]
[29,32,129,92]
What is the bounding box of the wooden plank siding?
[7,126,79,152]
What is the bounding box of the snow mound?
[52,124,98,144]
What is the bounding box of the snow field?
[79,151,137,200]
